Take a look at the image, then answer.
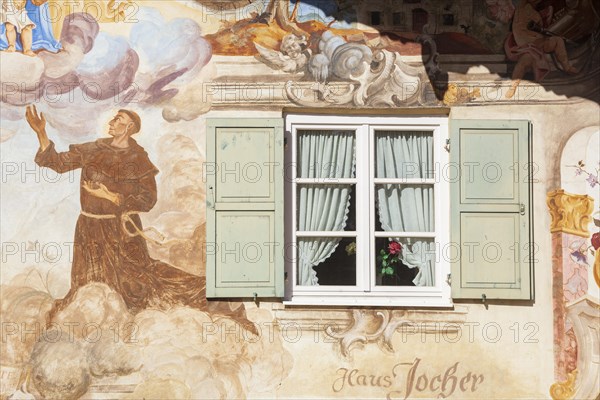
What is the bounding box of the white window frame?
[284,114,451,307]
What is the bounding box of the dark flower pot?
[381,274,401,286]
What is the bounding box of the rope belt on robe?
[80,210,172,246]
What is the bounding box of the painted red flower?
[388,241,402,255]
[592,232,600,250]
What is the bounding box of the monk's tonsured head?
[109,109,141,138]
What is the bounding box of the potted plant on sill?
[378,241,403,286]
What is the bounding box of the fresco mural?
[1,0,599,399]
[547,129,600,400]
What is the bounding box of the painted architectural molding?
[285,48,429,108]
[275,307,468,357]
[209,57,600,110]
[564,295,600,399]
[549,370,577,400]
[547,190,595,237]
[548,294,600,400]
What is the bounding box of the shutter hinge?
[444,139,450,152]
[446,273,451,286]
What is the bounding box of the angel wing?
[255,43,301,73]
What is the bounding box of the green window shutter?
[206,118,284,298]
[450,120,533,300]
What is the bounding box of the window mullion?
[352,124,366,292]
[367,124,375,292]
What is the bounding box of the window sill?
[283,294,454,308]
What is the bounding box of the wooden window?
[205,117,534,304]
[285,115,451,306]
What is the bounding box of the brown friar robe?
[35,138,247,325]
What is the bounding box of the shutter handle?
[208,186,215,210]
[520,203,526,215]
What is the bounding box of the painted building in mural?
[0,0,599,399]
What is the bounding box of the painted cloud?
[0,7,213,139]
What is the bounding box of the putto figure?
[1,0,36,56]
[504,0,577,98]
[25,105,247,325]
[254,33,310,73]
[0,0,61,55]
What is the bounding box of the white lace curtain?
[376,131,435,286]
[297,131,355,286]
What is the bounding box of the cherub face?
[280,34,306,59]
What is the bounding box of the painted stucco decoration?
[285,47,428,107]
[564,296,600,398]
[547,190,595,237]
[549,369,578,400]
[254,27,439,108]
[325,308,467,358]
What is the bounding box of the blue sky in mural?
[289,0,355,29]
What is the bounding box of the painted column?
[546,189,594,382]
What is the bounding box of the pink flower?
[388,241,402,255]
[592,232,600,250]
[586,174,599,188]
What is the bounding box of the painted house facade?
[1,0,599,399]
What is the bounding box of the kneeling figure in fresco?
[25,105,232,323]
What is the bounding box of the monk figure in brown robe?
[25,105,253,329]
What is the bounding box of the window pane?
[297,184,356,232]
[298,237,356,286]
[375,238,436,287]
[375,184,434,232]
[370,11,382,26]
[375,131,433,179]
[297,130,355,179]
[393,12,405,26]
